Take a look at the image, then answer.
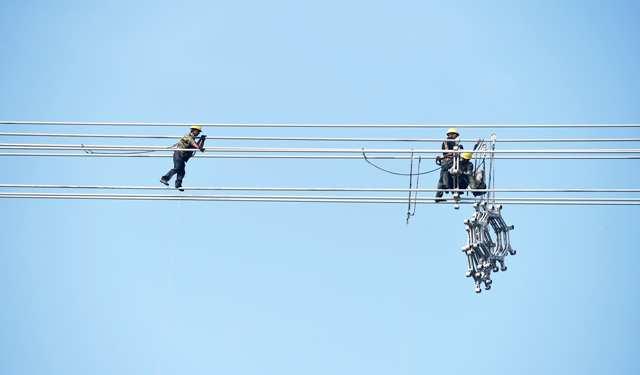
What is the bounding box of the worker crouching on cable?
[435,128,464,201]
[160,125,206,191]
[458,153,474,189]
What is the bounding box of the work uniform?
[458,161,474,190]
[161,133,198,187]
[436,136,464,196]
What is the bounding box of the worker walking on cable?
[160,126,206,191]
[435,128,463,202]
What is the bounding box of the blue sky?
[1,1,639,374]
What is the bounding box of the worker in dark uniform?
[160,125,205,191]
[435,128,464,202]
[458,153,474,190]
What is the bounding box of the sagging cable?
[362,149,439,176]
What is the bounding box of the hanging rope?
[406,153,414,224]
[158,197,181,374]
[473,140,487,204]
[399,225,409,375]
[487,133,497,205]
[410,157,421,219]
[488,135,497,205]
[473,140,486,173]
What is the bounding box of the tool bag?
[469,169,486,196]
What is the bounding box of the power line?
[1,192,639,205]
[2,132,640,143]
[5,193,640,202]
[3,124,636,206]
[2,152,639,159]
[2,144,640,154]
[2,184,639,193]
[0,132,185,139]
[2,121,640,128]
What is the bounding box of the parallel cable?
[3,132,640,143]
[2,184,640,193]
[2,192,639,205]
[2,152,639,159]
[3,121,640,128]
[3,144,640,154]
[1,193,633,202]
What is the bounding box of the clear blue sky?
[1,1,639,374]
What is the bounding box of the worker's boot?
[175,183,184,192]
[435,191,445,203]
[160,178,169,186]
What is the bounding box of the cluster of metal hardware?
[462,202,515,293]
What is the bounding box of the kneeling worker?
[160,125,206,191]
[458,153,474,190]
[435,151,473,202]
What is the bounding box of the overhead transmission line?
[2,122,637,205]
[2,184,639,193]
[3,144,640,154]
[2,185,637,206]
[1,144,639,160]
[2,121,640,128]
[1,192,638,205]
[2,152,638,160]
[2,132,640,143]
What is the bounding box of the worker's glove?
[435,156,442,165]
[199,147,205,152]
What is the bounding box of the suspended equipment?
[462,202,516,293]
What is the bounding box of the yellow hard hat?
[190,126,202,131]
[461,152,473,160]
[447,128,459,135]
